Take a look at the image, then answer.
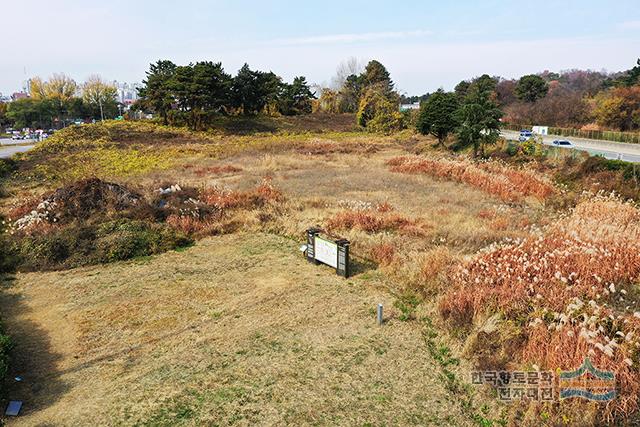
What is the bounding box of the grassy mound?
[14,218,192,270]
[6,178,194,271]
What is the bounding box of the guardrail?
[503,124,640,144]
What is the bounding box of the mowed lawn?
[0,233,472,426]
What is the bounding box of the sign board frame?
[306,228,350,278]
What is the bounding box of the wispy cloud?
[271,30,432,46]
[618,20,640,30]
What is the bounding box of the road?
[501,130,640,163]
[0,138,36,159]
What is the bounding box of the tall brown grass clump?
[200,177,283,210]
[440,193,640,422]
[166,178,284,236]
[387,156,555,203]
[326,208,426,236]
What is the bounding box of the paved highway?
[501,130,640,163]
[0,138,36,159]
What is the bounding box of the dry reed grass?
[440,193,640,422]
[388,156,555,203]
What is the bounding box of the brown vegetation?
[440,194,640,422]
[388,156,555,203]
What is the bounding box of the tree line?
[483,59,640,132]
[0,74,118,130]
[135,60,315,129]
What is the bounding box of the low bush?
[0,216,16,273]
[0,159,16,179]
[14,219,192,270]
[296,139,380,156]
[326,209,421,235]
[190,165,243,177]
[94,219,192,263]
[200,178,283,210]
[0,320,13,394]
[369,242,396,266]
[553,156,640,202]
[6,178,287,270]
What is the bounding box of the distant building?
[112,81,142,105]
[11,92,29,101]
[399,102,420,112]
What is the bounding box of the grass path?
[1,233,474,426]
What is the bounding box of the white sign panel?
[314,237,338,268]
[532,126,548,136]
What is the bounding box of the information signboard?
[306,228,350,278]
[314,237,338,268]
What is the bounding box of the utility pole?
[99,97,104,122]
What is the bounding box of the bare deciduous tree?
[330,57,365,90]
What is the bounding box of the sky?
[1,0,640,96]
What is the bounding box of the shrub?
[370,242,396,266]
[0,321,13,394]
[326,209,420,235]
[0,159,16,179]
[94,219,192,263]
[0,216,15,273]
[200,178,283,210]
[165,215,225,237]
[356,87,404,134]
[191,165,243,177]
[14,219,192,270]
[579,156,639,181]
[520,136,545,157]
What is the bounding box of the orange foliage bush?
[200,178,282,210]
[370,242,396,266]
[326,209,423,235]
[375,201,394,213]
[166,215,217,235]
[388,156,555,203]
[192,164,243,177]
[477,209,496,220]
[167,178,284,236]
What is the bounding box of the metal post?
[306,228,321,264]
[377,304,383,326]
[336,239,350,278]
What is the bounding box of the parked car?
[519,130,533,142]
[552,140,572,147]
[11,134,22,140]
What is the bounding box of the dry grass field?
[2,119,639,425]
[2,233,473,426]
